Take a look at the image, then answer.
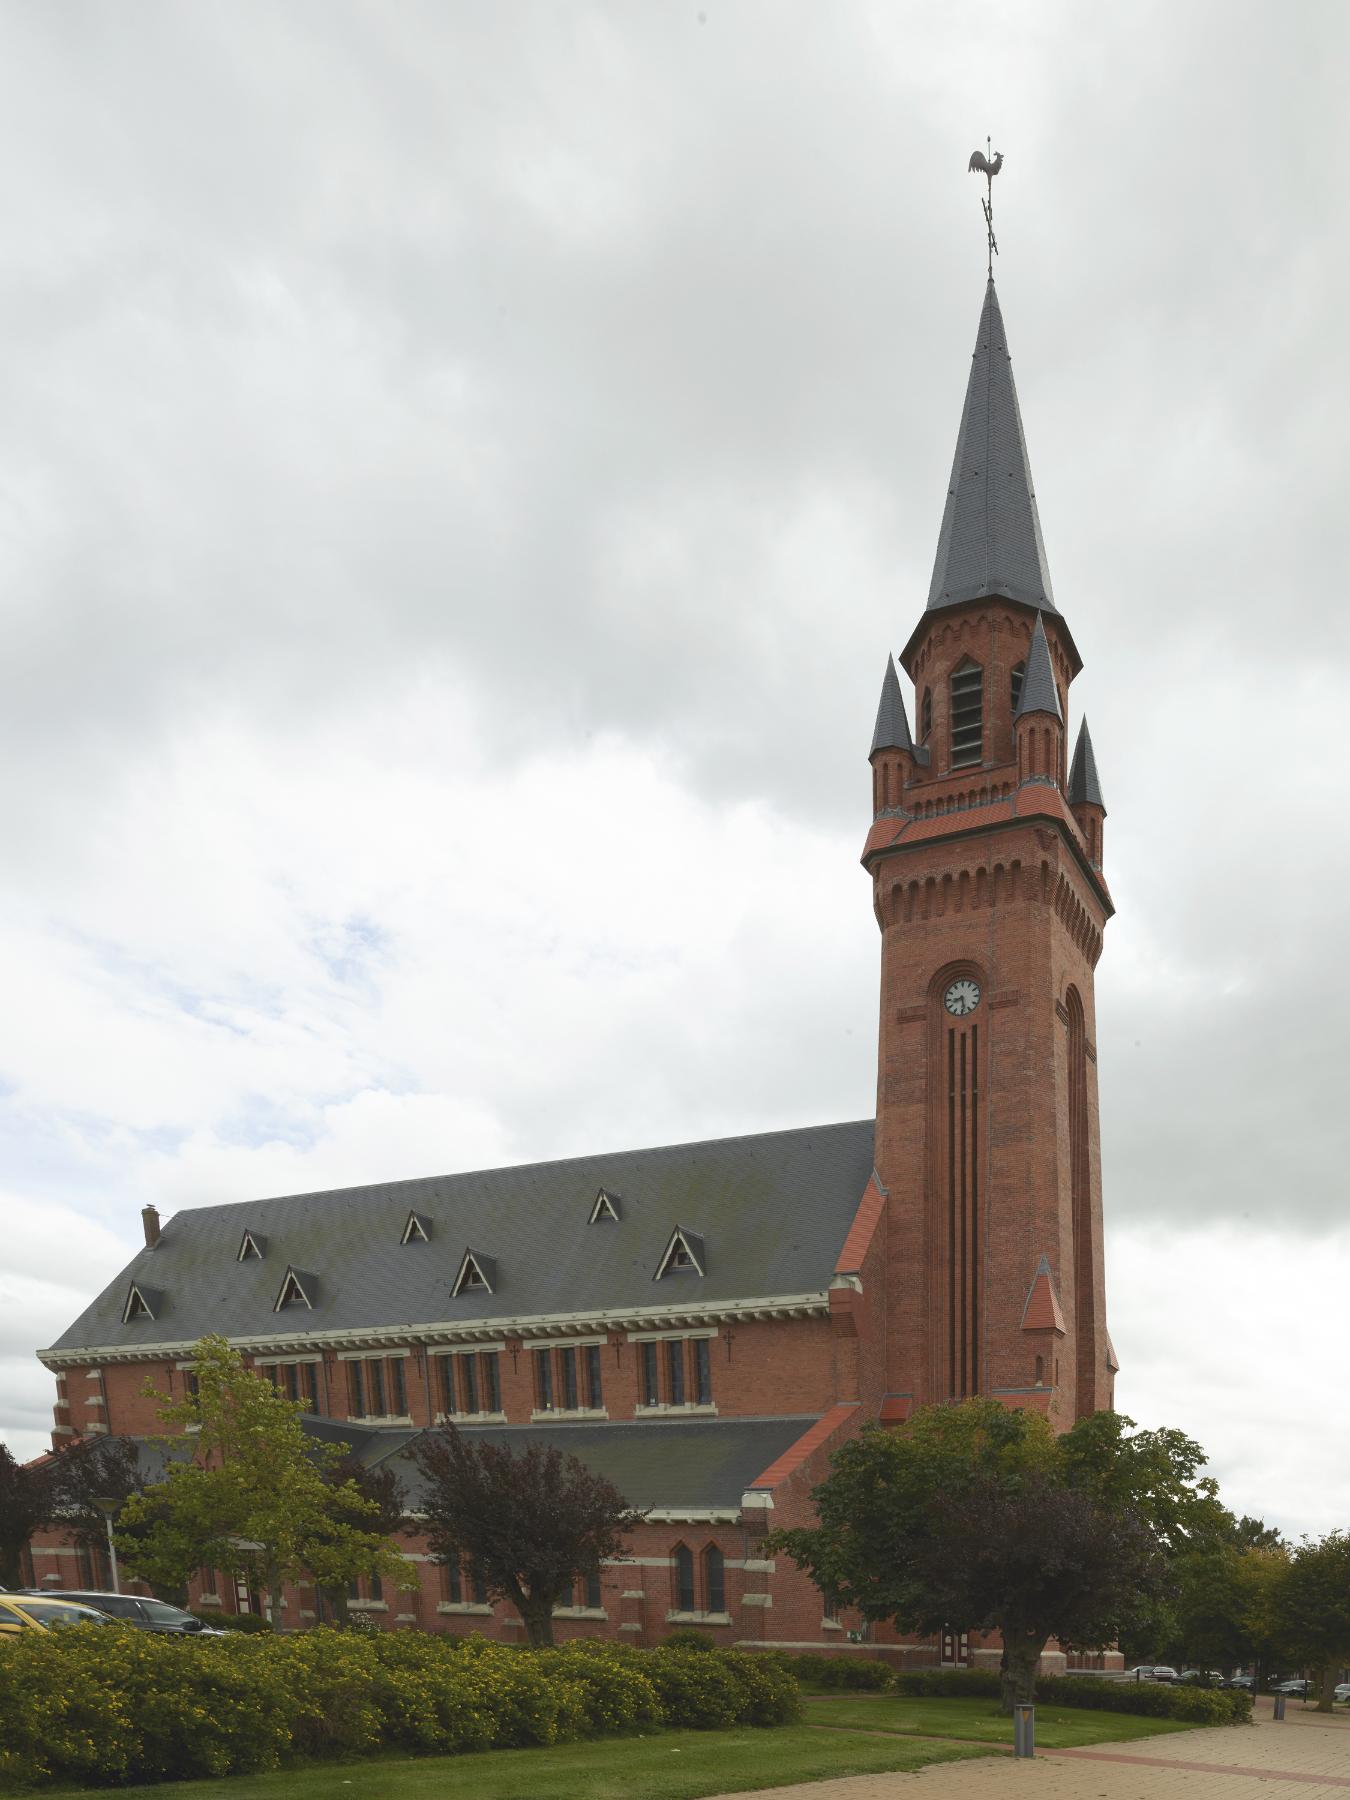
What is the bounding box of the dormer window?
[451,1248,496,1298]
[122,1282,158,1323]
[950,660,983,768]
[401,1211,430,1245]
[237,1230,266,1262]
[654,1227,706,1280]
[273,1267,316,1311]
[589,1188,621,1223]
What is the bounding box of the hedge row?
[0,1631,800,1789]
[789,1653,892,1690]
[889,1665,1252,1723]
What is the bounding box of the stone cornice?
[36,1291,831,1370]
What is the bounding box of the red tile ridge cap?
[833,1173,886,1276]
[746,1403,861,1493]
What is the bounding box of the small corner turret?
[1013,612,1065,788]
[869,655,925,817]
[1068,717,1106,867]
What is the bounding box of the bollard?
[1013,1702,1035,1758]
[1273,1695,1286,1721]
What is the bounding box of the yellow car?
[0,1594,116,1637]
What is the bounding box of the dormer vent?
[122,1282,161,1323]
[401,1210,431,1245]
[451,1248,496,1297]
[273,1267,317,1311]
[237,1230,266,1263]
[589,1188,621,1223]
[654,1226,706,1280]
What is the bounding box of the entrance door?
[940,1630,970,1666]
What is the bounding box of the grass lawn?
[31,1727,998,1800]
[802,1692,1201,1748]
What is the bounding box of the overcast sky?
[2,1,1347,1539]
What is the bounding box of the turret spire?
[926,282,1057,618]
[1068,718,1105,810]
[870,655,914,756]
[1014,612,1062,721]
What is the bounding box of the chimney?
[141,1204,161,1248]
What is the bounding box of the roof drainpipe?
[141,1204,161,1248]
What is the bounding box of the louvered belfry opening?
[949,662,983,768]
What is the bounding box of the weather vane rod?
[968,137,1003,280]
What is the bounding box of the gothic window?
[950,661,983,768]
[921,686,933,741]
[673,1544,696,1613]
[703,1544,725,1614]
[1010,661,1025,714]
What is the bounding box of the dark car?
[1273,1678,1312,1697]
[16,1591,222,1634]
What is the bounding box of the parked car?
[1224,1674,1255,1690]
[1273,1679,1312,1696]
[0,1595,116,1637]
[15,1591,225,1635]
[1124,1664,1179,1682]
[1176,1669,1223,1685]
[1334,1683,1350,1703]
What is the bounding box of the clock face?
[943,978,982,1017]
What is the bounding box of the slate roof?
[925,280,1057,618]
[1013,613,1062,722]
[1068,718,1106,810]
[45,1119,876,1355]
[870,655,914,755]
[335,1415,819,1512]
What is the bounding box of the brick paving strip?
[1046,1745,1350,1787]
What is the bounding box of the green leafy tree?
[1272,1532,1350,1712]
[0,1442,55,1588]
[116,1336,407,1618]
[768,1400,1215,1710]
[413,1423,646,1646]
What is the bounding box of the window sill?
[350,1600,387,1612]
[635,1403,718,1418]
[666,1610,732,1626]
[347,1415,413,1427]
[530,1407,609,1423]
[822,1618,844,1631]
[436,1602,493,1615]
[435,1411,508,1425]
[552,1606,608,1620]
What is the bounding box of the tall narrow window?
[950,662,983,768]
[674,1544,695,1613]
[303,1364,319,1412]
[641,1342,660,1406]
[560,1345,579,1410]
[366,1359,386,1418]
[584,1570,602,1610]
[703,1545,725,1614]
[481,1351,500,1412]
[347,1361,365,1419]
[459,1354,479,1415]
[921,687,932,741]
[469,1564,487,1606]
[1010,660,1026,714]
[534,1347,553,1411]
[584,1344,603,1409]
[667,1339,686,1406]
[693,1338,712,1405]
[389,1358,407,1417]
[442,1561,462,1604]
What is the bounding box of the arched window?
[703,1544,725,1614]
[673,1543,695,1613]
[1010,661,1026,713]
[950,661,983,768]
[920,687,932,741]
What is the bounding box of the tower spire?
[923,282,1058,623]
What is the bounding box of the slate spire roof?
[1014,613,1062,722]
[926,280,1057,618]
[870,655,914,756]
[1068,717,1106,811]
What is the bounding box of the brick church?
[29,273,1117,1668]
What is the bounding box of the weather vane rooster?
[968,139,1003,279]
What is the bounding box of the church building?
[29,273,1117,1668]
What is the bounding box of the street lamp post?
[95,1499,121,1594]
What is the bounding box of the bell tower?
[864,279,1116,1428]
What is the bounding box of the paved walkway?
[705,1698,1350,1800]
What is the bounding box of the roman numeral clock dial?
[943,978,981,1017]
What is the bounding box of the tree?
[1273,1532,1350,1712]
[116,1336,407,1618]
[413,1423,646,1646]
[312,1451,408,1626]
[0,1443,55,1589]
[768,1400,1216,1710]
